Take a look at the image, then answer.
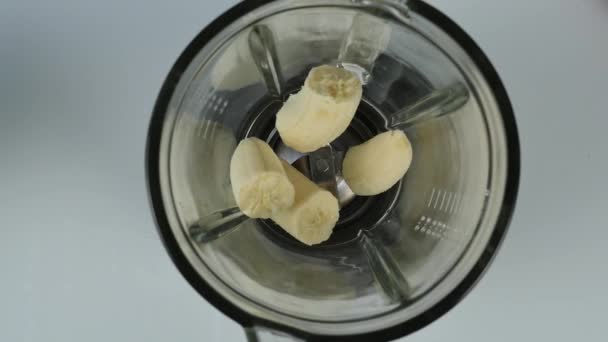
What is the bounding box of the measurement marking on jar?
[448,194,455,213]
[439,191,447,211]
[443,192,452,212]
[457,193,464,213]
[447,193,454,213]
[428,188,464,214]
[427,188,436,208]
[447,193,453,213]
[433,189,442,209]
[414,215,461,242]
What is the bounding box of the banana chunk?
[230,138,295,218]
[343,130,413,196]
[272,161,340,245]
[276,65,362,153]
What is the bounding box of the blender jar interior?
[152,0,515,336]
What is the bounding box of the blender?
[146,0,520,340]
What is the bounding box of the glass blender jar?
[146,0,520,340]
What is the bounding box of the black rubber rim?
[145,0,521,341]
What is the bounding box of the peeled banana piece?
[276,65,362,153]
[230,138,295,219]
[342,130,413,196]
[271,161,340,246]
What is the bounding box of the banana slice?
[271,161,340,245]
[342,130,413,196]
[276,65,362,153]
[230,138,295,218]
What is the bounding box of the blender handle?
[189,207,249,243]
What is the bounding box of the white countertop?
[1,0,606,341]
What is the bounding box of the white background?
[1,0,607,341]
